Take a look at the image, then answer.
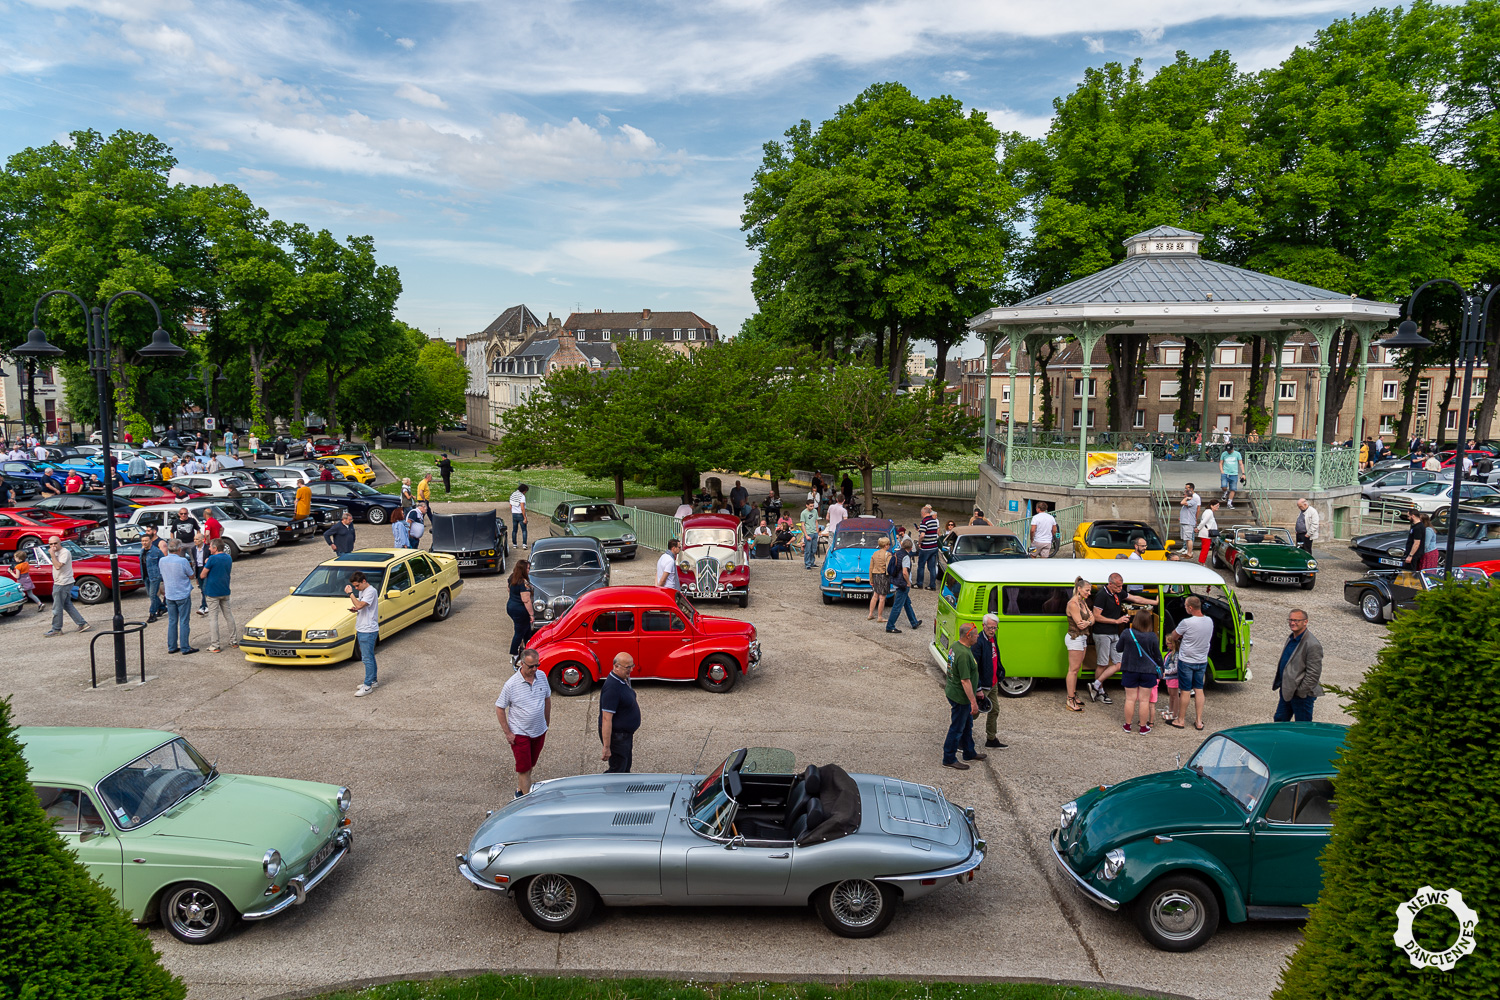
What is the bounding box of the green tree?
[1273,581,1500,999]
[0,699,186,1000]
[412,338,468,438]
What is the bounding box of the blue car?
[0,460,51,489]
[45,457,140,485]
[819,517,898,604]
[0,575,25,617]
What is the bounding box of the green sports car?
[1209,526,1318,589]
[19,726,351,944]
[548,500,638,559]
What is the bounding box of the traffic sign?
[204,417,217,431]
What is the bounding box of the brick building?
[558,308,717,353]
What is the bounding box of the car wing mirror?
[386,590,401,599]
[1242,609,1254,622]
[289,586,296,594]
[724,834,746,851]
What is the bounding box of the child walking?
[13,553,45,610]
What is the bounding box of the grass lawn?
[373,449,678,502]
[307,975,1147,1000]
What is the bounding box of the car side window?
[593,611,617,632]
[642,609,683,632]
[411,556,435,584]
[33,786,104,833]
[1265,778,1335,825]
[616,611,635,632]
[553,504,566,524]
[388,563,412,592]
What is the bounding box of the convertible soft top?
[797,764,861,846]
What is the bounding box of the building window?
[629,329,638,339]
[1382,381,1399,401]
[1218,381,1234,400]
[1282,347,1298,365]
[601,330,610,341]
[1279,381,1296,400]
[1384,348,1402,364]
[688,329,697,341]
[591,357,601,368]
[550,362,558,372]
[1160,380,1180,400]
[1379,414,1395,434]
[1446,410,1457,431]
[1219,348,1237,365]
[41,366,55,386]
[1133,408,1145,428]
[1475,378,1487,398]
[1071,408,1096,429]
[1073,377,1097,398]
[674,329,683,340]
[44,398,56,432]
[1161,348,1181,366]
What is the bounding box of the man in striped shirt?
[509,483,529,548]
[913,504,941,590]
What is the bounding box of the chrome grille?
[610,811,657,826]
[696,557,719,594]
[268,628,302,641]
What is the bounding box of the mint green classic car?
[20,727,352,944]
[1052,723,1346,951]
[549,501,637,559]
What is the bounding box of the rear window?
[1000,585,1072,616]
[954,534,1026,556]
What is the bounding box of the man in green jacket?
[943,624,986,770]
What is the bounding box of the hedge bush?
[0,699,185,1000]
[1273,580,1499,999]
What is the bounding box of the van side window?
[1001,585,1073,615]
[939,575,961,608]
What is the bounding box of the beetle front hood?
[467,773,682,851]
[1068,770,1245,866]
[133,774,338,864]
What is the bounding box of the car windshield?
[531,548,603,571]
[237,497,277,516]
[570,504,620,522]
[1236,527,1294,545]
[832,530,887,550]
[294,565,387,597]
[1188,734,1269,813]
[343,482,380,496]
[674,593,697,623]
[954,534,1027,556]
[683,528,736,548]
[688,760,735,838]
[96,737,214,831]
[1085,523,1163,549]
[1422,567,1488,586]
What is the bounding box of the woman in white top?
[1196,499,1220,565]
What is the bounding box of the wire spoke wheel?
[528,874,578,922]
[830,879,883,928]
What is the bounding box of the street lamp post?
[185,363,226,438]
[14,290,187,684]
[1379,279,1500,572]
[403,388,412,450]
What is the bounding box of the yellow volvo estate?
[240,548,463,664]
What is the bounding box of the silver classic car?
[457,747,984,937]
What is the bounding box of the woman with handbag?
[1196,499,1220,565]
[1120,610,1165,734]
[1063,577,1095,713]
[507,560,536,666]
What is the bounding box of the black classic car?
[1343,566,1490,624]
[526,536,610,623]
[1350,509,1500,569]
[218,496,318,543]
[236,487,343,532]
[254,435,308,460]
[22,493,138,525]
[429,510,507,574]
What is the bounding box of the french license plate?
[458,559,477,567]
[267,648,298,657]
[307,839,335,872]
[605,547,622,554]
[1379,557,1401,566]
[1267,575,1299,586]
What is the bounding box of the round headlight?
[336,787,352,813]
[824,568,836,580]
[723,557,735,571]
[532,600,545,612]
[1060,801,1078,832]
[1386,546,1404,558]
[1100,847,1125,881]
[262,849,283,878]
[480,843,505,869]
[1247,557,1260,567]
[1307,560,1317,569]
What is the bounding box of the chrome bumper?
[877,848,984,902]
[242,829,352,920]
[1050,830,1120,911]
[456,854,510,894]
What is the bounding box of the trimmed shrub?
[0,699,185,1000]
[1273,580,1499,998]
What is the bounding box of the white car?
[124,500,279,556]
[262,462,329,487]
[169,471,257,497]
[1378,480,1500,513]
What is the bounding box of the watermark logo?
[1393,886,1478,972]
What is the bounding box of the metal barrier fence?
[881,469,981,499]
[525,484,681,554]
[990,502,1085,555]
[1245,448,1359,490]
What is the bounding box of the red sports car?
[0,509,79,552]
[113,482,206,506]
[2,506,97,538]
[526,585,760,695]
[1462,559,1500,578]
[0,539,142,604]
[675,512,751,607]
[312,437,341,455]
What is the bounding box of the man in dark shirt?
[598,652,641,773]
[1088,574,1132,705]
[974,613,1007,749]
[1402,509,1425,569]
[438,453,454,493]
[141,527,166,622]
[943,624,983,769]
[169,507,201,546]
[326,510,358,555]
[729,480,748,511]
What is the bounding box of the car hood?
[466,773,682,851]
[529,569,608,601]
[569,520,631,540]
[247,596,353,632]
[824,547,873,574]
[137,773,339,863]
[682,544,739,566]
[1352,529,1407,551]
[1068,770,1246,867]
[1382,491,1439,505]
[691,612,754,638]
[1237,543,1313,567]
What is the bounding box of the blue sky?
[1,0,1362,353]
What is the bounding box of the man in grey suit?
[1273,609,1323,722]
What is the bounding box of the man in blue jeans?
[799,499,820,569]
[509,484,529,548]
[885,538,922,634]
[1168,595,1214,730]
[914,504,940,589]
[1273,610,1323,722]
[141,528,166,622]
[347,571,380,697]
[942,624,984,769]
[158,539,198,655]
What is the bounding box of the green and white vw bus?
[931,559,1253,697]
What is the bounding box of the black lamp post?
[14,290,187,684]
[403,388,412,450]
[184,363,227,438]
[1379,279,1500,572]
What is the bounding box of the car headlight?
[336,787,352,813]
[824,568,837,580]
[478,843,505,870]
[722,557,735,571]
[533,600,546,612]
[541,609,554,620]
[262,849,283,878]
[1247,557,1260,567]
[679,558,693,570]
[1307,559,1317,569]
[1099,848,1125,881]
[306,629,339,641]
[1386,546,1404,558]
[245,626,266,638]
[622,533,635,542]
[1060,801,1078,832]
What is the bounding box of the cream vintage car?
[240,548,464,665]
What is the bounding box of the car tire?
[430,587,453,621]
[1301,575,1317,591]
[76,577,107,604]
[224,538,241,558]
[814,878,898,938]
[16,535,41,554]
[821,593,834,605]
[550,661,593,696]
[1233,561,1247,588]
[1360,591,1386,623]
[366,506,388,525]
[515,873,596,933]
[697,654,739,693]
[159,882,237,945]
[996,675,1033,698]
[1132,873,1220,952]
[738,593,748,609]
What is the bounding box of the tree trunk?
[1474,327,1500,438]
[1175,341,1202,431]
[1104,333,1146,431]
[1394,318,1436,449]
[872,323,884,373]
[681,468,696,504]
[613,469,625,506]
[291,368,308,429]
[934,331,951,389]
[1321,328,1360,444]
[1436,351,1459,447]
[1242,337,1273,434]
[1030,337,1057,433]
[887,322,904,387]
[860,462,875,510]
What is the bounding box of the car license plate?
[1379,557,1401,566]
[458,559,477,567]
[307,839,335,871]
[267,648,298,657]
[1267,575,1299,586]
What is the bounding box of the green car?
[19,727,352,944]
[1052,723,1346,952]
[1210,525,1318,589]
[549,501,637,559]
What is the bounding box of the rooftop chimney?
[642,308,651,320]
[594,308,601,313]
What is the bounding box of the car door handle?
[769,852,790,859]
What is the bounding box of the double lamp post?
[12,290,187,684]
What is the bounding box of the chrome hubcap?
[830,879,882,928]
[1150,890,1205,940]
[1362,594,1380,619]
[437,592,450,616]
[528,875,577,922]
[562,666,581,686]
[998,676,1032,695]
[709,664,727,681]
[169,888,219,938]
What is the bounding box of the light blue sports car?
[0,575,26,617]
[820,517,898,604]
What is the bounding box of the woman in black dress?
[507,560,535,665]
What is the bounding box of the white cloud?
[978,106,1053,139]
[169,165,218,186]
[1081,35,1106,53]
[395,82,446,108]
[942,69,971,83]
[395,37,415,49]
[1136,24,1165,44]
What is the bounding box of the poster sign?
[1085,451,1151,486]
[1008,500,1018,512]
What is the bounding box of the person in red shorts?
[496,649,552,798]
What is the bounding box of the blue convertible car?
[820,517,898,604]
[0,575,24,617]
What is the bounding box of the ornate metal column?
[1345,320,1386,453]
[1060,321,1130,488]
[981,330,995,471]
[1300,318,1345,492]
[1004,331,1019,482]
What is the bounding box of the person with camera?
[942,623,986,770]
[974,613,1007,749]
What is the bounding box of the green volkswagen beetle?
[1210,526,1318,589]
[1052,723,1346,951]
[19,726,352,944]
[549,501,637,559]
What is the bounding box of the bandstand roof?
[971,227,1398,336]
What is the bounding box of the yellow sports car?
[240,548,464,665]
[1071,520,1179,560]
[324,454,377,484]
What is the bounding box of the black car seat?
[784,765,821,826]
[790,797,826,840]
[1087,525,1111,548]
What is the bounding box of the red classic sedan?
[675,512,751,607]
[526,585,760,695]
[0,509,79,552]
[0,540,142,604]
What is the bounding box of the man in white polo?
[1030,501,1057,558]
[508,483,529,548]
[497,649,551,797]
[656,539,681,590]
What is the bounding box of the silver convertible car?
[456,747,985,937]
